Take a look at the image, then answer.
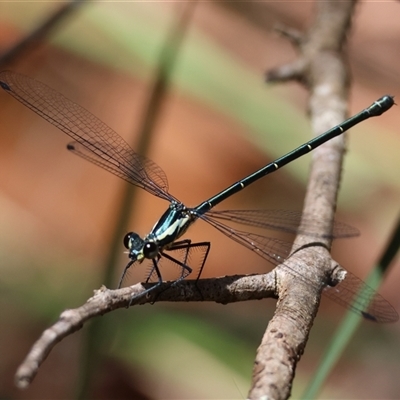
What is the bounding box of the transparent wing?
[201,213,398,323]
[67,142,171,199]
[0,71,171,201]
[206,209,359,239]
[323,272,398,323]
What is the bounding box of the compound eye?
[143,242,158,259]
[123,232,135,249]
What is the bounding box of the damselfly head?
[123,232,145,262]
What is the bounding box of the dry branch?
[15,273,277,388]
[249,1,357,399]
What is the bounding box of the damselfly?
[0,71,396,322]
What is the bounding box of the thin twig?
[249,1,356,399]
[14,273,276,389]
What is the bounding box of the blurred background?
[0,1,399,399]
